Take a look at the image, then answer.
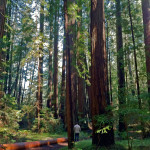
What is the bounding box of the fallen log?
[0,137,68,150]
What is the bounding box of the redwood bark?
[91,0,114,146]
[0,0,7,98]
[142,0,150,110]
[0,0,6,38]
[64,0,74,148]
[70,2,77,125]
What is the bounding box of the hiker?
[74,123,81,142]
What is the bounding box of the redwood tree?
[142,0,150,110]
[64,0,74,148]
[0,0,7,99]
[91,0,114,146]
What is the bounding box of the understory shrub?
[0,95,21,143]
[31,108,64,133]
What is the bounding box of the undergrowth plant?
[0,94,21,143]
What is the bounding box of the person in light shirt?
[74,123,81,142]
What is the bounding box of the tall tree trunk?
[47,0,54,109]
[64,0,74,148]
[0,0,7,98]
[37,1,44,132]
[115,0,126,132]
[91,0,114,146]
[142,0,150,110]
[53,0,59,119]
[70,1,77,126]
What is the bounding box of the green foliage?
[20,105,36,129]
[0,95,21,144]
[31,108,64,133]
[0,95,20,128]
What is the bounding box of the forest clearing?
[0,0,150,149]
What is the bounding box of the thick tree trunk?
[37,2,44,132]
[142,0,150,110]
[64,0,74,148]
[0,0,7,98]
[70,2,77,126]
[91,0,114,146]
[115,0,126,132]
